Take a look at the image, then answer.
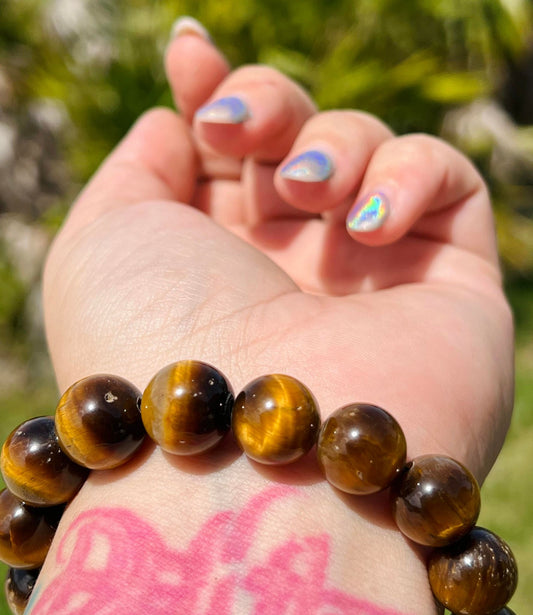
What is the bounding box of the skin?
[33,27,513,615]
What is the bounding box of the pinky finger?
[345,134,498,266]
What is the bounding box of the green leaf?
[422,71,490,103]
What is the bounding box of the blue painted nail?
[347,192,390,232]
[195,96,249,124]
[280,150,333,183]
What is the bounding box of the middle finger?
[193,64,317,163]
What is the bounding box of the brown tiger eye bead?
[391,454,480,547]
[232,374,320,465]
[0,489,63,568]
[317,403,406,494]
[1,416,89,506]
[141,360,234,455]
[55,374,145,470]
[5,567,40,615]
[428,527,518,615]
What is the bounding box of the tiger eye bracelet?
[0,360,518,615]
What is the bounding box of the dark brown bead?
[0,489,63,568]
[5,567,40,615]
[141,360,234,455]
[55,374,145,470]
[317,403,406,494]
[0,416,89,506]
[391,454,480,547]
[232,374,320,465]
[428,527,518,615]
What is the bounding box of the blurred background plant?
[0,0,532,612]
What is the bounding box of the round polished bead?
[141,360,234,455]
[0,489,63,568]
[232,374,320,465]
[317,403,406,494]
[428,527,518,615]
[5,567,40,615]
[55,374,145,470]
[391,454,480,547]
[1,416,89,506]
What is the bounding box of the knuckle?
[230,64,289,87]
[383,134,484,186]
[393,133,445,164]
[302,109,393,141]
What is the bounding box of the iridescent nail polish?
[280,150,333,183]
[171,16,212,41]
[347,192,389,232]
[195,97,250,124]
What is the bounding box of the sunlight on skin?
[27,487,406,615]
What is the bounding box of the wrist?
[7,360,514,615]
[32,448,438,615]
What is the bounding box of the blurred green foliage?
[0,250,25,348]
[2,0,533,268]
[0,1,528,160]
[1,0,532,612]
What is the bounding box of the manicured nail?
[347,192,390,232]
[280,150,333,183]
[195,96,250,124]
[170,16,212,42]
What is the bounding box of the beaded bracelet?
[0,360,518,615]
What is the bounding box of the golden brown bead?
[317,403,406,494]
[232,374,320,465]
[428,527,518,615]
[0,489,63,569]
[55,374,145,470]
[391,454,480,547]
[141,360,234,455]
[5,567,40,615]
[1,416,89,506]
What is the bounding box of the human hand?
[37,20,513,615]
[45,23,512,479]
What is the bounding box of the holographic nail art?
[347,192,389,232]
[280,150,334,183]
[171,16,212,41]
[195,97,250,124]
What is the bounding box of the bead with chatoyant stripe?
[428,527,518,615]
[5,567,40,615]
[0,488,63,568]
[232,374,320,465]
[55,374,145,470]
[0,416,88,506]
[141,360,234,455]
[391,454,480,547]
[317,403,406,494]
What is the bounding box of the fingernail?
[170,16,212,42]
[195,96,250,124]
[347,192,390,232]
[280,150,333,183]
